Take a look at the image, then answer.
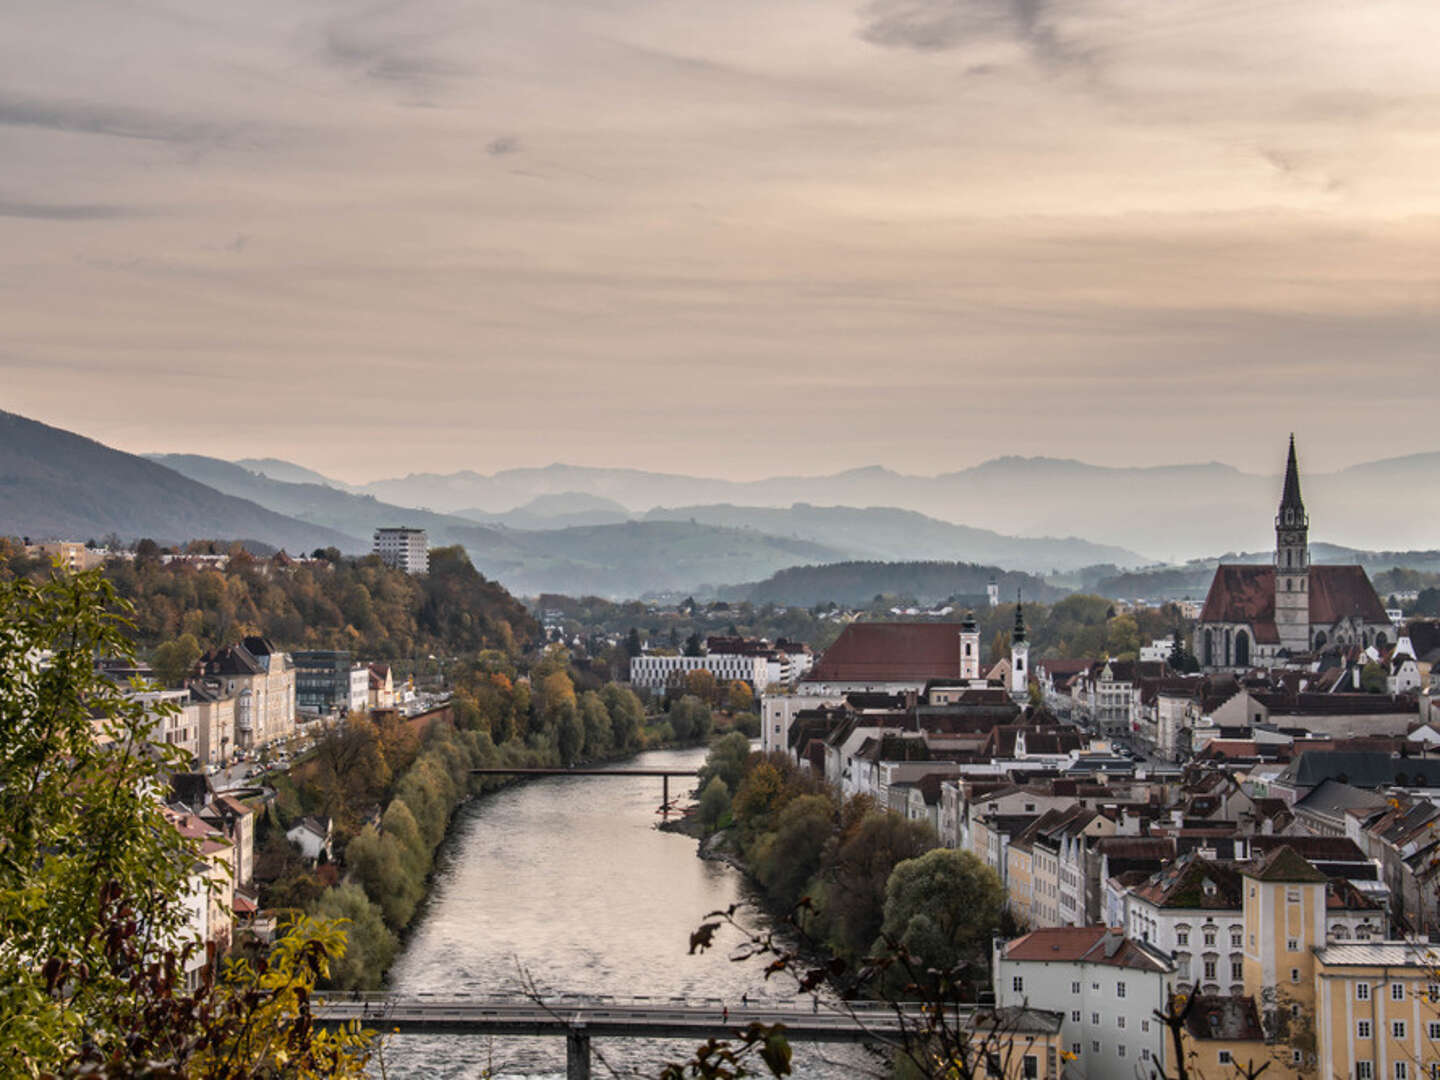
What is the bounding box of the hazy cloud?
[486,135,520,156]
[858,0,1059,55]
[0,199,134,220]
[0,93,222,143]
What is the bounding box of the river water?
[378,745,873,1079]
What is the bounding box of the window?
[1428,983,1440,1003]
[1071,1043,1082,1057]
[1358,983,1371,1001]
[1141,1020,1150,1033]
[1391,982,1406,1002]
[1141,1049,1151,1062]
[1219,1051,1233,1064]
[1116,982,1126,999]
[1092,982,1100,991]
[1231,959,1244,981]
[1204,959,1217,980]
[1071,981,1081,995]
[1291,968,1301,983]
[1092,1012,1100,1026]
[1429,1021,1440,1040]
[1231,930,1243,948]
[1287,887,1301,902]
[1022,1055,1038,1079]
[1177,929,1190,946]
[1287,938,1300,952]
[1358,1020,1372,1039]
[1092,1041,1100,1054]
[1292,1050,1303,1064]
[1357,1063,1373,1080]
[1396,1065,1408,1080]
[1204,929,1216,947]
[1291,1004,1302,1020]
[1012,976,1024,993]
[1072,1010,1081,1022]
[1117,1045,1126,1058]
[1392,1021,1406,1039]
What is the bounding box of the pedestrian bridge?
[316,993,955,1077]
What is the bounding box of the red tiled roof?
[808,623,965,683]
[1200,564,1387,635]
[1309,566,1390,625]
[1003,927,1171,972]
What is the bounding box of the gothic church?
[1197,436,1392,670]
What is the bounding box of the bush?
[697,776,731,833]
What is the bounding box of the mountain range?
[5,409,1438,601]
[341,453,1440,559]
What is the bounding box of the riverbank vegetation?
[695,740,1008,997]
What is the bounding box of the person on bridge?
[722,1006,729,1023]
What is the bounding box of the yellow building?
[1006,832,1036,926]
[1312,942,1440,1080]
[967,1006,1066,1080]
[1182,995,1271,1080]
[1242,845,1328,1029]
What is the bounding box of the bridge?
[316,993,955,1078]
[470,767,700,813]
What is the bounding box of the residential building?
[368,663,395,710]
[373,527,429,575]
[629,653,770,694]
[26,540,105,572]
[292,650,367,715]
[1312,941,1440,1080]
[993,926,1176,1079]
[286,815,332,863]
[198,637,296,749]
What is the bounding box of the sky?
[3,0,1438,484]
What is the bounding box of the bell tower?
[1274,434,1311,654]
[959,610,980,682]
[1009,594,1029,700]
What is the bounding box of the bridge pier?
[662,774,669,815]
[566,1025,591,1080]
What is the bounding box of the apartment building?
[373,527,429,575]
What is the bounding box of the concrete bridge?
[317,993,952,1078]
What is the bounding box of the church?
[1197,436,1393,670]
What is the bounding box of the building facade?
[373,527,429,575]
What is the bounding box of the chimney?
[1104,928,1124,957]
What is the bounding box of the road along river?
[377,744,876,1078]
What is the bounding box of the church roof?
[1278,433,1307,525]
[1199,564,1388,635]
[807,622,964,683]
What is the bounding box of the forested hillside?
[734,560,1066,607]
[0,541,538,660]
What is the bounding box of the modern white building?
[759,690,841,755]
[993,926,1176,1080]
[628,653,770,694]
[373,527,429,575]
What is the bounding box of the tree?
[697,776,731,833]
[683,632,705,657]
[625,626,644,657]
[726,680,754,714]
[878,849,1005,992]
[753,794,833,909]
[151,631,202,686]
[312,884,399,991]
[826,812,938,960]
[701,731,753,794]
[0,570,373,1076]
[669,694,713,742]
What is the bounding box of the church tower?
[1010,596,1029,700]
[1274,434,1311,654]
[959,610,980,681]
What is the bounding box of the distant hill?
[456,492,632,530]
[640,503,1145,573]
[0,412,359,553]
[233,457,352,489]
[733,561,1067,608]
[354,452,1440,558]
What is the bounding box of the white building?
[628,653,770,694]
[373,527,429,575]
[759,690,841,755]
[348,664,370,713]
[993,926,1176,1079]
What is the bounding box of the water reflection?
[377,745,867,1078]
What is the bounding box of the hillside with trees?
[0,540,539,661]
[734,560,1066,607]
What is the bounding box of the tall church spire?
[1013,590,1026,644]
[1277,433,1307,528]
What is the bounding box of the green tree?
[625,626,643,657]
[701,731,753,794]
[1106,613,1141,659]
[0,570,373,1076]
[753,794,833,909]
[151,631,202,686]
[697,776,731,833]
[878,848,1005,991]
[312,883,399,991]
[826,812,938,960]
[601,682,645,748]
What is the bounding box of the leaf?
[689,921,722,955]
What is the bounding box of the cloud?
[0,93,223,144]
[857,0,1056,54]
[486,135,520,156]
[0,199,135,220]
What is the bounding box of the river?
[378,744,874,1079]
